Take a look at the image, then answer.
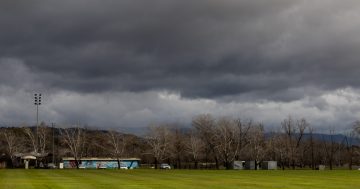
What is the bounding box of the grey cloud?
[2,0,360,130]
[0,0,320,100]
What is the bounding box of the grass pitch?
[0,169,359,189]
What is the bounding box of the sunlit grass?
[0,169,359,189]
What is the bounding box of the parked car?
[120,165,128,169]
[160,163,171,169]
[46,163,57,169]
[120,163,128,169]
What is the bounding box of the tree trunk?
[311,147,315,170]
[349,152,353,170]
[205,152,208,169]
[348,148,353,170]
[215,157,219,170]
[75,158,80,169]
[177,156,181,169]
[225,161,230,170]
[154,157,158,169]
[117,158,121,169]
[349,157,353,170]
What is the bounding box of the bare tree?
[186,131,204,169]
[192,114,219,169]
[234,119,251,160]
[322,128,340,170]
[269,132,287,170]
[352,120,360,144]
[82,129,107,157]
[213,117,241,169]
[247,123,266,170]
[146,124,171,169]
[107,130,128,169]
[59,126,86,169]
[1,128,22,167]
[23,127,38,153]
[343,131,356,170]
[281,116,308,169]
[308,126,316,170]
[346,120,360,169]
[169,127,186,169]
[38,123,50,154]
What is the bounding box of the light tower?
[34,93,42,153]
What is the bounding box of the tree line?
[1,115,360,170]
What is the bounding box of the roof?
[14,152,49,158]
[62,157,141,161]
[21,155,37,160]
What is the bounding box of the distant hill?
[303,133,359,145]
[265,132,359,145]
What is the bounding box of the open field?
[0,169,359,189]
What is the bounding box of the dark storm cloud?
[2,0,360,101]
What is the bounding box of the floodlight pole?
[34,93,42,153]
[36,102,39,141]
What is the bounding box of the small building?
[261,161,277,170]
[0,154,8,168]
[317,165,326,170]
[244,161,259,170]
[62,157,141,169]
[22,155,37,169]
[233,161,245,170]
[13,152,50,169]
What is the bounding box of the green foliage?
[0,169,359,189]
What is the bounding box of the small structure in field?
[22,155,37,169]
[0,154,8,168]
[244,161,260,170]
[62,157,141,169]
[317,165,326,170]
[233,161,245,170]
[261,161,277,170]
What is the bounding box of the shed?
[21,155,37,169]
[244,161,259,170]
[261,161,277,170]
[0,154,8,169]
[233,161,245,170]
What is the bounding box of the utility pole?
[52,122,55,164]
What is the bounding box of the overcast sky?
[1,0,360,132]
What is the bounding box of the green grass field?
[0,169,359,189]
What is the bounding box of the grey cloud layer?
[2,0,360,100]
[2,1,360,130]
